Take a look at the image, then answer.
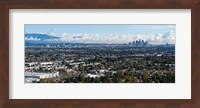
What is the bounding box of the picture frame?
[0,0,199,108]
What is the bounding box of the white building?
[40,62,54,68]
[25,62,39,70]
[25,71,59,79]
[25,78,40,83]
[84,73,100,78]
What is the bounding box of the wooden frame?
[0,0,199,108]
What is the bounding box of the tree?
[94,77,100,83]
[143,72,149,83]
[91,77,94,83]
[78,74,84,82]
[125,76,133,83]
[81,66,85,74]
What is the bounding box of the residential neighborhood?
[25,41,175,83]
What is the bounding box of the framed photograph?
[0,0,199,108]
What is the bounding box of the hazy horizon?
[25,24,176,44]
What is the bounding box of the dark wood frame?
[0,0,199,108]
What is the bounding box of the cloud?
[27,30,175,44]
[48,28,58,36]
[25,36,41,41]
[162,30,176,44]
[52,31,175,44]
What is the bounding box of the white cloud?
[26,30,175,44]
[52,31,175,44]
[49,32,58,37]
[25,36,41,41]
[48,28,58,37]
[162,30,176,44]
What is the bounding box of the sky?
[25,24,176,44]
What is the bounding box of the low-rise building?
[25,71,59,79]
[40,62,54,68]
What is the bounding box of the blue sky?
[25,24,175,35]
[25,24,176,44]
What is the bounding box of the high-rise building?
[128,39,149,47]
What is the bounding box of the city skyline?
[25,24,176,44]
[25,24,175,83]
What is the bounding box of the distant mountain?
[25,33,61,44]
[25,33,60,41]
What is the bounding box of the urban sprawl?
[25,39,175,83]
